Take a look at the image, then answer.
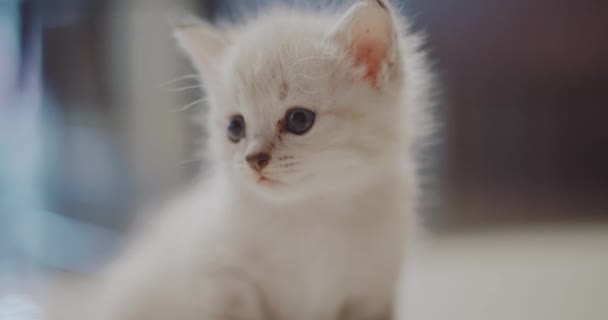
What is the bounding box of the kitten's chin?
[242,176,306,203]
[257,176,282,187]
[238,170,377,204]
[231,172,314,203]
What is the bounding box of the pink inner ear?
[352,35,389,87]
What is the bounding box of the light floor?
[401,223,608,320]
[1,224,607,320]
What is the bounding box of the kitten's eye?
[285,108,315,135]
[227,115,246,142]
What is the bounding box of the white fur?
[49,1,434,319]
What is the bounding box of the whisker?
[168,85,206,92]
[178,97,207,111]
[158,74,199,88]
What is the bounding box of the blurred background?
[0,0,607,319]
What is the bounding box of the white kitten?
[48,1,433,319]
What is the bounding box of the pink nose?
[245,152,271,172]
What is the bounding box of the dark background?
[32,0,608,228]
[409,0,608,227]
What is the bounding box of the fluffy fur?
[48,1,433,319]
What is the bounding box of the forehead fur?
[217,10,353,111]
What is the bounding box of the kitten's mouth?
[257,175,280,186]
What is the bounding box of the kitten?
[48,1,433,319]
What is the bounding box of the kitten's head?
[175,1,424,202]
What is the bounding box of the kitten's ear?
[328,0,398,88]
[172,14,229,78]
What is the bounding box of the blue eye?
[285,108,315,135]
[227,115,246,142]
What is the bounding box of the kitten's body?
[93,174,410,320]
[49,1,432,319]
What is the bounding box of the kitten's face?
[176,1,404,201]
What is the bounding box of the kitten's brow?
[279,81,289,101]
[289,81,323,96]
[288,64,337,88]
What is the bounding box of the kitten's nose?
[245,152,271,172]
